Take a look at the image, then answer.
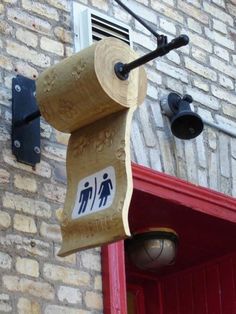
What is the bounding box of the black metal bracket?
[113,0,189,80]
[114,0,161,41]
[10,2,191,167]
[12,75,41,167]
[114,35,189,80]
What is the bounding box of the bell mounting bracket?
[12,75,41,167]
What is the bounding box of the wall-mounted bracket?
[114,35,189,80]
[113,0,189,80]
[12,75,41,167]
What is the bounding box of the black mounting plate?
[12,75,40,167]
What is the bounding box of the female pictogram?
[98,173,113,207]
[78,182,93,214]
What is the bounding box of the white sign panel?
[72,166,116,219]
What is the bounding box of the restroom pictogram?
[72,166,116,219]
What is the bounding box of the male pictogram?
[78,182,93,214]
[98,173,113,207]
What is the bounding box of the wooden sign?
[36,37,147,256]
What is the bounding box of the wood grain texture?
[36,38,147,256]
[58,110,134,256]
[36,37,147,133]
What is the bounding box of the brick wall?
[0,0,235,313]
[126,0,236,197]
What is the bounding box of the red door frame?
[102,241,127,314]
[127,283,146,314]
[102,164,236,314]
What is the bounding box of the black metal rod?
[115,35,189,80]
[126,35,188,72]
[14,110,41,127]
[113,0,160,39]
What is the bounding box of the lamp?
[161,93,204,140]
[126,228,178,271]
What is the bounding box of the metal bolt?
[30,241,36,247]
[15,85,21,92]
[14,140,21,148]
[34,146,41,154]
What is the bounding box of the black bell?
[161,93,204,140]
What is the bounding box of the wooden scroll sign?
[36,37,147,256]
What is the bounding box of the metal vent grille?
[91,14,130,44]
[73,3,132,52]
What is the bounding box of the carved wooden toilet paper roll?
[36,37,147,256]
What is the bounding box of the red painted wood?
[126,253,236,314]
[177,272,194,314]
[132,163,236,223]
[192,269,208,314]
[157,281,164,314]
[232,256,236,306]
[130,164,236,274]
[219,259,236,314]
[142,281,160,314]
[129,192,236,275]
[205,264,221,314]
[126,275,162,313]
[159,253,236,314]
[127,284,146,314]
[102,241,127,314]
[102,164,236,314]
[161,275,179,314]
